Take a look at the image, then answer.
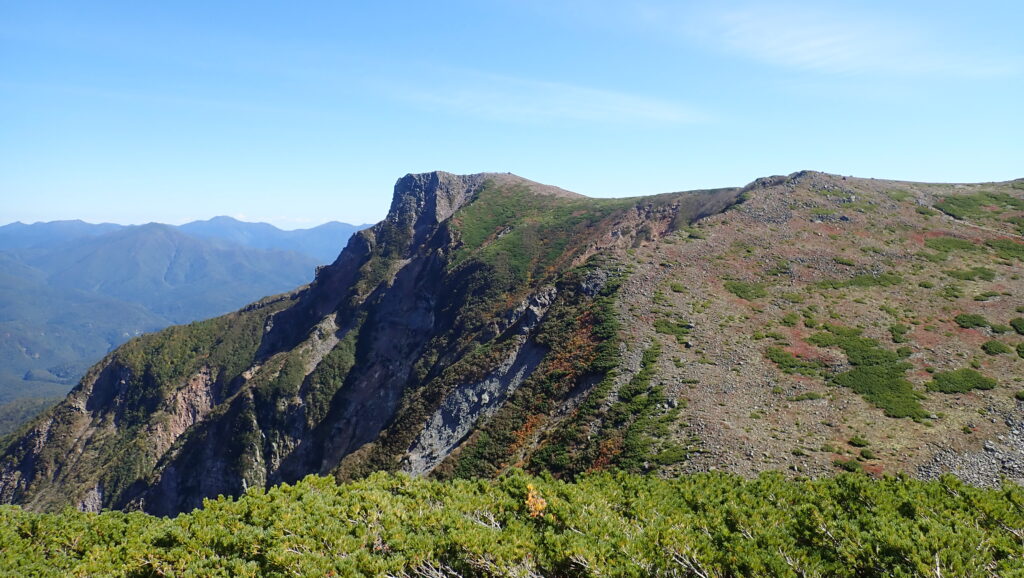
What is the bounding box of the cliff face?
[0,172,739,515]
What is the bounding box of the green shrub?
[849,435,870,447]
[986,239,1024,261]
[780,292,805,303]
[765,347,824,376]
[788,392,824,401]
[1010,318,1024,335]
[1015,390,1024,401]
[724,280,768,300]
[888,324,910,343]
[941,284,964,300]
[1,471,1023,576]
[945,267,996,281]
[954,314,989,329]
[935,191,1024,220]
[927,368,997,393]
[679,225,705,239]
[808,325,926,419]
[780,312,800,327]
[1011,216,1024,235]
[816,273,903,290]
[925,237,979,253]
[834,256,856,266]
[982,340,1013,355]
[860,449,877,460]
[654,319,692,344]
[766,260,791,276]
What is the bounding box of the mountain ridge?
[1,216,371,264]
[2,170,1023,515]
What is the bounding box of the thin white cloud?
[715,6,894,74]
[645,3,1018,78]
[399,73,706,125]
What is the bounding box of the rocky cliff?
[0,172,740,515]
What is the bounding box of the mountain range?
[0,217,369,434]
[0,216,369,263]
[1,171,1022,516]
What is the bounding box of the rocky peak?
[383,172,486,253]
[383,172,584,253]
[388,172,487,228]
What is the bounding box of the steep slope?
[0,171,740,514]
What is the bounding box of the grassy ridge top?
[450,181,639,283]
[449,179,733,286]
[2,471,1021,576]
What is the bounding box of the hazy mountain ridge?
[1,216,370,262]
[1,171,1023,516]
[0,218,367,432]
[0,220,123,250]
[179,216,371,263]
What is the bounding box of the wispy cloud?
[397,72,706,125]
[644,3,1018,78]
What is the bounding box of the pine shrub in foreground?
[1,471,1022,576]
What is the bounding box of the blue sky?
[1,1,1021,228]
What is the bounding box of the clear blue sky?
[2,1,1021,228]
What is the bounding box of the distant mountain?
[0,224,325,432]
[0,220,123,250]
[179,216,371,263]
[23,223,319,323]
[0,217,371,264]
